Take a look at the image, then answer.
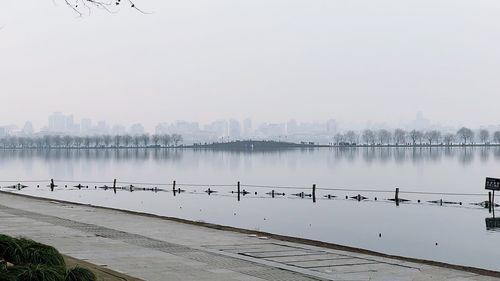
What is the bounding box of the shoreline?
[0,143,499,150]
[2,190,500,278]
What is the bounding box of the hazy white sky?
[1,0,499,130]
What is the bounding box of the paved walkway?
[0,192,498,281]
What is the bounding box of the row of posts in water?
[1,179,490,209]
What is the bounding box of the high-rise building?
[22,122,34,135]
[0,126,7,137]
[204,120,228,137]
[48,112,76,133]
[96,120,109,134]
[229,119,241,138]
[243,118,252,137]
[81,118,92,134]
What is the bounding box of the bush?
[0,234,95,281]
[8,264,65,281]
[16,238,65,267]
[0,235,23,265]
[65,266,97,281]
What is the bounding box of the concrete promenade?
[0,192,498,281]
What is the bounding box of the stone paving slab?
[0,192,499,281]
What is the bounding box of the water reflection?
[0,147,500,164]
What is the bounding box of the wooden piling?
[173,180,176,196]
[113,179,117,194]
[489,192,492,213]
[395,187,400,206]
[271,190,275,198]
[493,190,496,212]
[237,181,241,202]
[312,184,316,203]
[50,179,55,192]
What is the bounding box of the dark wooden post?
[489,192,492,213]
[113,179,117,194]
[271,190,275,198]
[312,184,316,203]
[237,181,241,202]
[395,188,400,206]
[50,179,55,192]
[493,190,496,212]
[173,180,176,196]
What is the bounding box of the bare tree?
[151,134,160,147]
[443,133,455,145]
[362,129,376,145]
[103,135,112,147]
[114,135,122,147]
[333,133,344,145]
[74,136,83,148]
[456,127,474,144]
[478,129,490,144]
[376,129,392,145]
[62,0,147,16]
[344,130,358,144]
[93,135,103,147]
[62,135,73,148]
[123,135,132,147]
[393,129,406,145]
[43,135,52,148]
[409,130,423,145]
[424,130,441,145]
[171,134,183,146]
[494,131,500,144]
[83,136,92,148]
[141,134,150,147]
[133,135,141,147]
[160,134,171,147]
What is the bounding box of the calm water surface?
[1,147,499,271]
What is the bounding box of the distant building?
[229,119,241,138]
[48,112,77,134]
[93,120,109,135]
[243,118,252,137]
[22,122,34,135]
[204,120,228,137]
[81,118,92,134]
[257,123,286,137]
[0,126,7,137]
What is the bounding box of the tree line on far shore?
[332,127,499,146]
[0,134,183,149]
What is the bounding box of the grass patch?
[0,234,96,281]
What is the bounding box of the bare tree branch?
[62,0,149,16]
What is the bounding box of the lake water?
[1,147,500,271]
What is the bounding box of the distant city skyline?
[2,111,500,142]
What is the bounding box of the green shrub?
[0,270,16,281]
[0,235,23,264]
[65,266,97,281]
[9,264,65,281]
[1,235,96,281]
[16,238,66,267]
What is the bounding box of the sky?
[1,0,499,131]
